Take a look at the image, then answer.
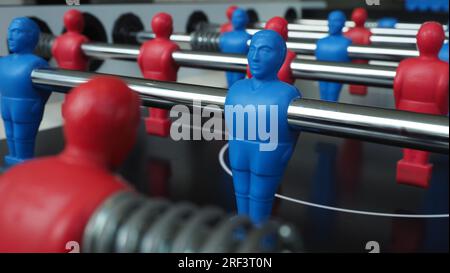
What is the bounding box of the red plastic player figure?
[52,9,89,71]
[138,13,180,137]
[0,76,140,252]
[394,22,449,188]
[344,8,372,95]
[220,5,238,33]
[246,16,297,84]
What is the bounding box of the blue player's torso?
[219,31,252,54]
[315,35,351,62]
[225,79,301,143]
[0,54,46,99]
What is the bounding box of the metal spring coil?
[190,31,221,52]
[34,32,54,60]
[82,191,302,253]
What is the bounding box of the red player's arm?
[51,37,60,61]
[286,51,297,81]
[343,29,353,41]
[137,45,145,73]
[287,51,297,67]
[82,35,90,47]
[161,43,181,77]
[436,64,449,114]
[393,61,405,106]
[364,30,373,45]
[219,24,226,33]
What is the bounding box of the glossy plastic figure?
[219,8,252,87]
[0,76,140,252]
[394,22,449,188]
[138,13,180,137]
[52,9,89,70]
[247,16,297,84]
[377,17,398,28]
[224,30,301,226]
[0,17,50,167]
[220,5,238,33]
[315,11,351,102]
[345,8,372,95]
[439,42,448,62]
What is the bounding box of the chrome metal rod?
[292,25,421,36]
[295,19,448,32]
[246,28,425,45]
[173,50,396,87]
[134,32,191,44]
[286,40,418,61]
[31,68,449,153]
[81,42,396,88]
[248,29,448,46]
[254,22,428,37]
[134,31,418,61]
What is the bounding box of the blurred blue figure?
[315,10,351,102]
[377,17,398,28]
[430,0,442,12]
[418,0,429,12]
[0,17,50,167]
[405,0,419,11]
[219,8,252,87]
[224,30,301,226]
[439,42,449,62]
[443,0,449,12]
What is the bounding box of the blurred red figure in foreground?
[0,76,140,252]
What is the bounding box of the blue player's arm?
[314,38,324,59]
[344,37,352,61]
[218,33,227,52]
[33,57,52,104]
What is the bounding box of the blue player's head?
[8,17,40,54]
[328,10,346,35]
[248,30,286,80]
[231,8,249,31]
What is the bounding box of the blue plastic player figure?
[315,10,351,102]
[0,18,50,167]
[224,30,301,226]
[377,17,398,28]
[440,42,449,62]
[219,8,252,87]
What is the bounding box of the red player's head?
[152,12,173,38]
[226,5,239,21]
[351,8,368,27]
[417,22,445,57]
[62,76,141,169]
[265,16,289,41]
[64,9,84,33]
